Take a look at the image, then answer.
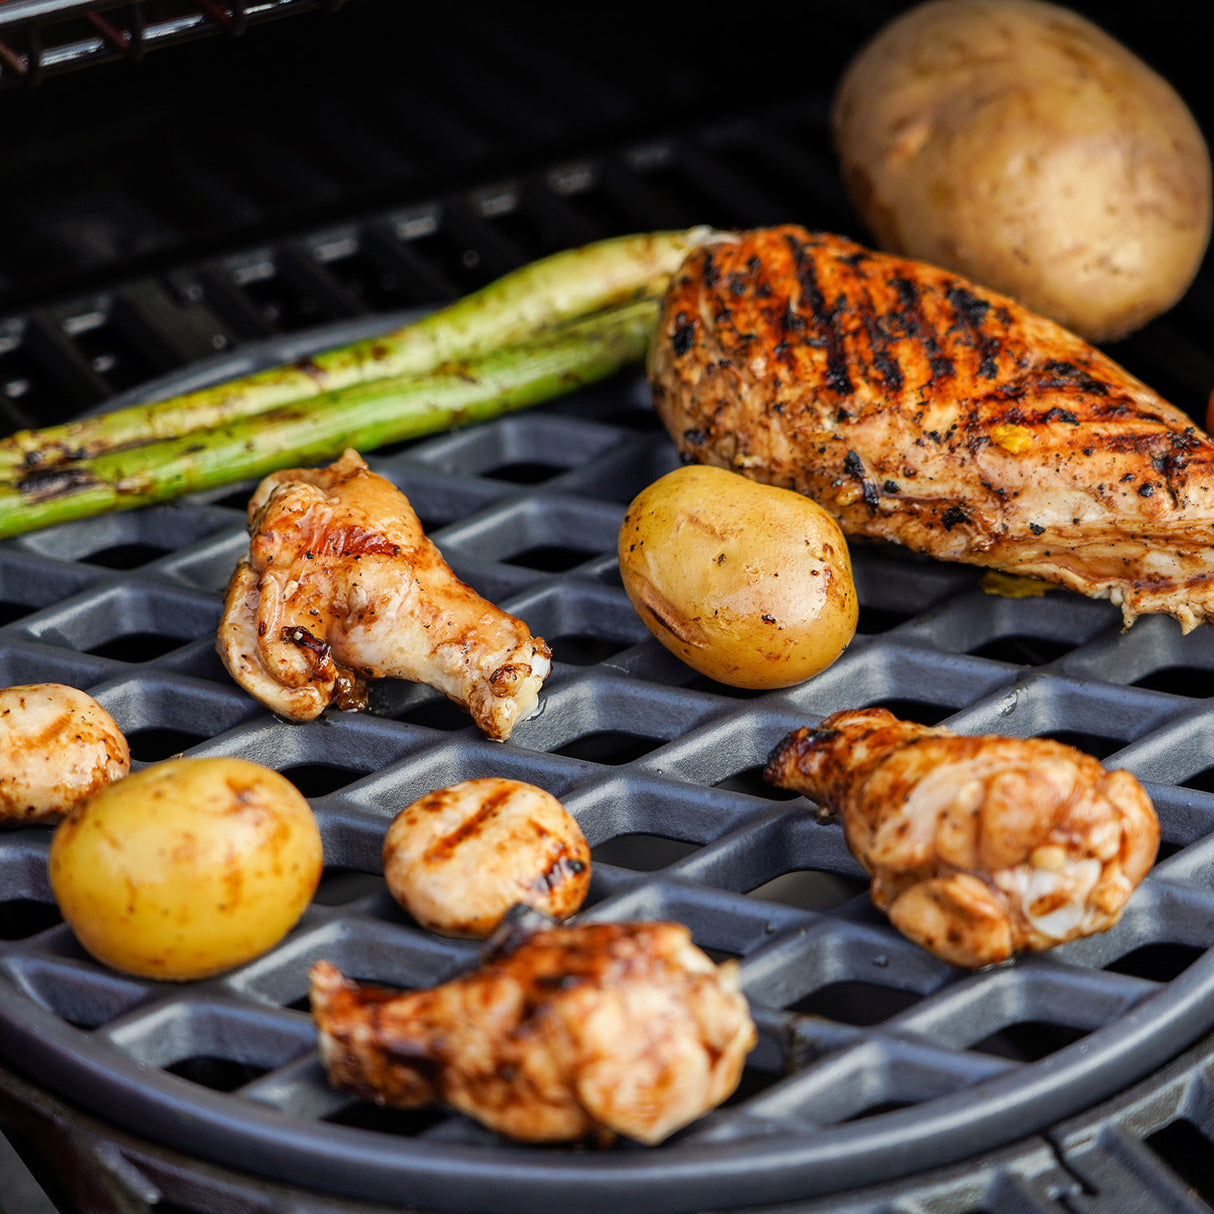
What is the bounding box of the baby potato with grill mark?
[0,683,129,823]
[383,778,590,939]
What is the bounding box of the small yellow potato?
[618,465,858,689]
[383,777,590,939]
[0,684,129,823]
[832,0,1212,342]
[49,757,323,981]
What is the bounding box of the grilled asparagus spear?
[0,300,655,539]
[0,228,721,539]
[0,229,712,478]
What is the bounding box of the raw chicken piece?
[0,683,129,821]
[765,708,1159,967]
[649,225,1214,631]
[309,920,756,1144]
[216,450,550,740]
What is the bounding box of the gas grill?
[3,3,1214,1211]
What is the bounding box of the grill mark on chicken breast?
[649,226,1214,630]
[422,782,515,862]
[529,849,588,894]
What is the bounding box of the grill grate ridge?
[7,384,1214,1209]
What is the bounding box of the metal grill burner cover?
[3,318,1214,1214]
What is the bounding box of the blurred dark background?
[0,0,1209,431]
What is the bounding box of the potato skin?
[832,0,1212,343]
[0,684,129,823]
[49,757,323,981]
[618,465,857,689]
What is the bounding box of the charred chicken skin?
[310,921,756,1144]
[649,225,1214,631]
[765,708,1159,968]
[217,450,550,740]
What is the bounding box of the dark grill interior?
[3,2,1214,1212]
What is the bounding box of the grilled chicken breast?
[765,708,1159,967]
[310,921,756,1144]
[649,225,1214,630]
[217,449,550,740]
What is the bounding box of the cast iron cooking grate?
[1,4,1213,1205]
[5,341,1214,1212]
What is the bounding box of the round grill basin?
[4,325,1214,1213]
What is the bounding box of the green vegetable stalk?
[0,299,657,539]
[0,228,715,476]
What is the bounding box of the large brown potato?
[618,466,857,689]
[832,0,1212,343]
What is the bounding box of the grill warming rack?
[0,0,346,87]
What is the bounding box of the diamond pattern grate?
[4,345,1214,1210]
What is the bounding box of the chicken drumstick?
[217,449,550,740]
[310,921,756,1144]
[765,708,1159,967]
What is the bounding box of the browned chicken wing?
[309,921,756,1144]
[765,708,1159,967]
[649,225,1214,631]
[217,450,551,740]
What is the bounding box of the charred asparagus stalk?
[0,299,655,539]
[0,228,714,476]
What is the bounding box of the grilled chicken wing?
[649,225,1214,631]
[765,708,1159,967]
[217,449,550,740]
[310,921,756,1144]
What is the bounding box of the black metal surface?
[4,321,1214,1212]
[1,3,1214,1212]
[0,0,347,88]
[15,1030,1214,1214]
